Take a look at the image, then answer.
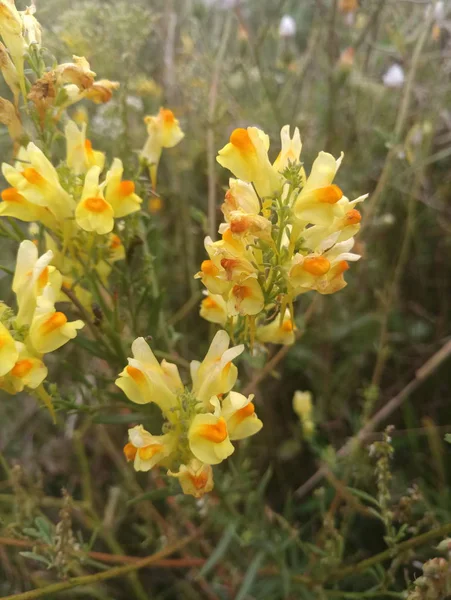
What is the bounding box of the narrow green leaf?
[198,523,237,578]
[235,551,265,600]
[346,487,381,508]
[35,516,53,545]
[19,552,50,566]
[22,528,41,539]
[256,465,273,497]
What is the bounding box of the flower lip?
[110,234,122,249]
[344,209,361,225]
[302,256,331,276]
[38,266,49,289]
[123,443,137,461]
[21,167,45,186]
[138,444,164,460]
[2,188,23,202]
[40,312,68,335]
[197,417,228,443]
[160,108,175,123]
[282,319,294,332]
[229,128,255,154]
[11,359,34,378]
[234,402,255,424]
[232,284,252,299]
[126,365,145,382]
[202,297,218,309]
[336,260,350,274]
[201,260,219,276]
[119,180,135,196]
[190,471,209,490]
[83,196,110,213]
[315,184,343,204]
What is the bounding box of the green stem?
[0,265,14,275]
[326,522,451,582]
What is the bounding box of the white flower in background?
[434,1,445,22]
[382,64,405,88]
[279,15,296,38]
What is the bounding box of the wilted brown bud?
[28,71,57,122]
[0,95,22,141]
[84,79,120,104]
[55,55,96,90]
[0,41,19,102]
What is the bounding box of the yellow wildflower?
[188,412,234,465]
[256,309,296,346]
[0,321,18,376]
[1,341,47,393]
[12,240,60,326]
[168,459,214,498]
[141,107,184,188]
[216,126,280,198]
[2,142,75,221]
[221,178,260,220]
[200,293,228,326]
[124,425,177,472]
[0,0,26,86]
[75,165,114,234]
[29,284,84,354]
[221,392,263,440]
[105,158,143,218]
[227,276,264,317]
[190,329,244,406]
[293,151,344,225]
[115,336,181,413]
[273,124,304,174]
[84,79,120,104]
[65,120,105,175]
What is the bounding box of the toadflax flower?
[141,107,184,189]
[117,330,263,498]
[0,241,84,404]
[196,123,367,347]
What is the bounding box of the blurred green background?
[1,0,451,598]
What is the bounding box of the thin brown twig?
[0,536,205,568]
[295,337,451,499]
[2,534,198,600]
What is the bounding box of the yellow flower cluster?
[1,120,142,236]
[197,125,367,345]
[0,241,84,395]
[0,121,141,309]
[116,330,262,498]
